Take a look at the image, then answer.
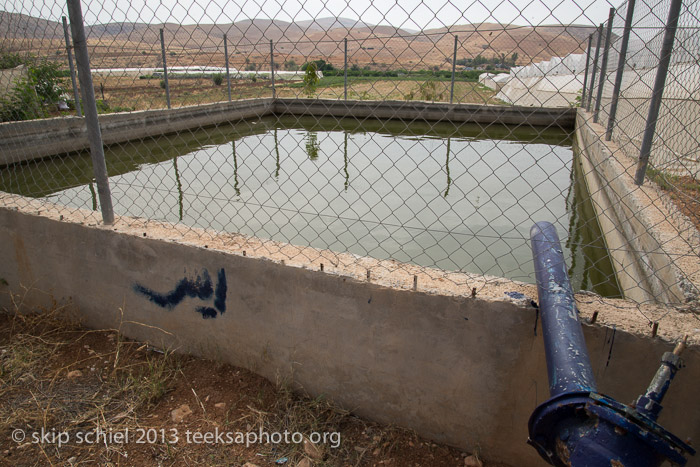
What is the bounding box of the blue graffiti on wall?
[133,268,227,319]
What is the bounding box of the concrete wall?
[274,99,576,128]
[0,197,698,466]
[0,99,575,167]
[0,99,274,166]
[576,109,700,306]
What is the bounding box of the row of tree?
[453,52,518,68]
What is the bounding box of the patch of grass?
[647,167,700,194]
[0,303,177,462]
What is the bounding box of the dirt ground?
[86,76,500,113]
[0,308,508,467]
[648,172,700,233]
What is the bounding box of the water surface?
[0,115,620,296]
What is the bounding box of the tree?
[473,54,487,66]
[284,59,297,71]
[301,59,335,72]
[303,62,320,97]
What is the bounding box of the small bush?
[212,73,224,86]
[0,51,23,69]
[159,79,166,89]
[303,62,320,97]
[0,78,44,122]
[0,57,67,122]
[417,80,446,102]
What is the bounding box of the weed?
[0,55,67,122]
[303,62,320,97]
[416,80,446,102]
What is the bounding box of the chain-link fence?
[1,0,699,324]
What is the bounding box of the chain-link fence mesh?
[1,0,699,324]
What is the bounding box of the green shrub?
[212,73,224,86]
[0,51,23,70]
[0,78,44,122]
[28,60,66,103]
[303,62,320,97]
[0,57,67,122]
[417,80,446,102]
[94,99,134,114]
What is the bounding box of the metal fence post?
[270,39,276,98]
[606,0,636,140]
[594,8,615,123]
[65,0,114,225]
[586,24,603,111]
[580,34,593,106]
[62,16,82,117]
[450,35,458,104]
[224,33,231,102]
[635,0,683,185]
[160,28,171,109]
[344,37,348,100]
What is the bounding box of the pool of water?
[0,115,620,296]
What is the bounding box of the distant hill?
[0,11,63,40]
[0,11,595,70]
[295,17,372,31]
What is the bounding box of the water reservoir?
[0,115,620,296]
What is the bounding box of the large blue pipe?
[528,221,694,467]
[530,221,597,396]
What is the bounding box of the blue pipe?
[528,221,694,467]
[531,221,597,396]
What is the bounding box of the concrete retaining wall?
[0,196,698,466]
[274,99,576,128]
[0,99,274,166]
[0,99,575,167]
[575,108,700,306]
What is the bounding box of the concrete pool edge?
[0,98,575,167]
[0,98,275,166]
[2,99,697,307]
[576,108,700,307]
[0,194,699,466]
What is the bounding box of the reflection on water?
[173,156,183,221]
[444,137,452,198]
[232,140,240,197]
[306,132,320,160]
[0,116,620,296]
[566,144,621,298]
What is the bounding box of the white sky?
[6,0,622,28]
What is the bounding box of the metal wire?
[1,0,700,324]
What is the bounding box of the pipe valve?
[528,221,694,467]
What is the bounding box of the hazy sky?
[6,0,621,28]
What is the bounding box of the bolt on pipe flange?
[528,222,694,467]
